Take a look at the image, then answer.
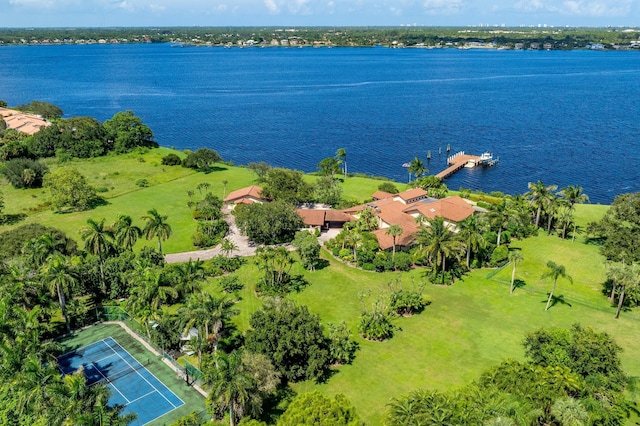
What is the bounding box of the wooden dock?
[435,152,481,180]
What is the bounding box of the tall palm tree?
[408,156,427,181]
[611,263,639,319]
[542,261,573,311]
[127,266,177,338]
[179,292,238,363]
[170,259,206,297]
[545,194,561,235]
[222,179,229,199]
[559,185,589,212]
[113,214,142,251]
[415,216,465,284]
[336,147,347,178]
[527,180,558,228]
[203,350,255,426]
[385,224,403,261]
[80,217,114,289]
[41,254,77,333]
[508,251,524,294]
[550,397,588,426]
[488,199,512,247]
[555,206,573,239]
[142,208,172,254]
[458,214,487,268]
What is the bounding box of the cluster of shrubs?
[161,148,222,172]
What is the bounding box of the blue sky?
[0,0,638,28]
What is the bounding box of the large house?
[343,189,479,250]
[0,107,50,135]
[223,185,266,209]
[225,185,482,250]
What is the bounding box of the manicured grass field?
[210,232,640,425]
[4,149,635,425]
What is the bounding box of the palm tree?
[508,251,524,294]
[542,261,573,311]
[415,216,465,284]
[80,217,114,289]
[559,185,589,212]
[179,292,238,364]
[142,208,172,254]
[113,214,142,251]
[527,180,558,228]
[41,254,77,333]
[408,156,427,181]
[385,224,403,261]
[458,214,487,268]
[612,264,638,319]
[196,182,211,197]
[336,147,347,178]
[203,350,255,426]
[554,206,573,239]
[127,266,178,338]
[221,238,238,258]
[488,199,512,247]
[170,258,206,297]
[222,179,229,199]
[545,194,562,235]
[551,397,588,426]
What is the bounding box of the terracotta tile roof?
[371,190,394,200]
[395,188,429,203]
[0,107,50,135]
[404,196,475,223]
[224,185,264,203]
[296,209,326,226]
[372,227,417,250]
[325,210,354,223]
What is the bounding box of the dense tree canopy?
[277,391,363,426]
[245,299,331,383]
[234,201,303,245]
[260,168,313,204]
[590,192,640,263]
[104,110,156,153]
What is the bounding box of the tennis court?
[57,336,184,425]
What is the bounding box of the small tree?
[44,167,98,212]
[292,231,321,271]
[542,261,573,311]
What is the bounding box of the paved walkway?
[164,213,340,264]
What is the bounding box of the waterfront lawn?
[199,232,639,425]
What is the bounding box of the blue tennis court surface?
[57,337,184,425]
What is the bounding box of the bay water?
[1,43,639,203]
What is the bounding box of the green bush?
[389,290,429,316]
[362,263,376,271]
[1,158,49,188]
[393,252,413,271]
[490,245,509,266]
[358,310,395,341]
[374,251,394,272]
[219,274,244,293]
[135,178,148,187]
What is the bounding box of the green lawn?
[206,233,640,425]
[3,149,634,425]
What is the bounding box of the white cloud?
[264,0,279,13]
[514,0,633,16]
[422,0,467,15]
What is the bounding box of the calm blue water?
[1,44,639,203]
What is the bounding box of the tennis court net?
[91,358,151,384]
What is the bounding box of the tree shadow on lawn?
[202,166,228,173]
[512,279,526,291]
[543,294,572,310]
[314,259,330,270]
[0,213,27,225]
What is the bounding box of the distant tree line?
[1,26,638,49]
